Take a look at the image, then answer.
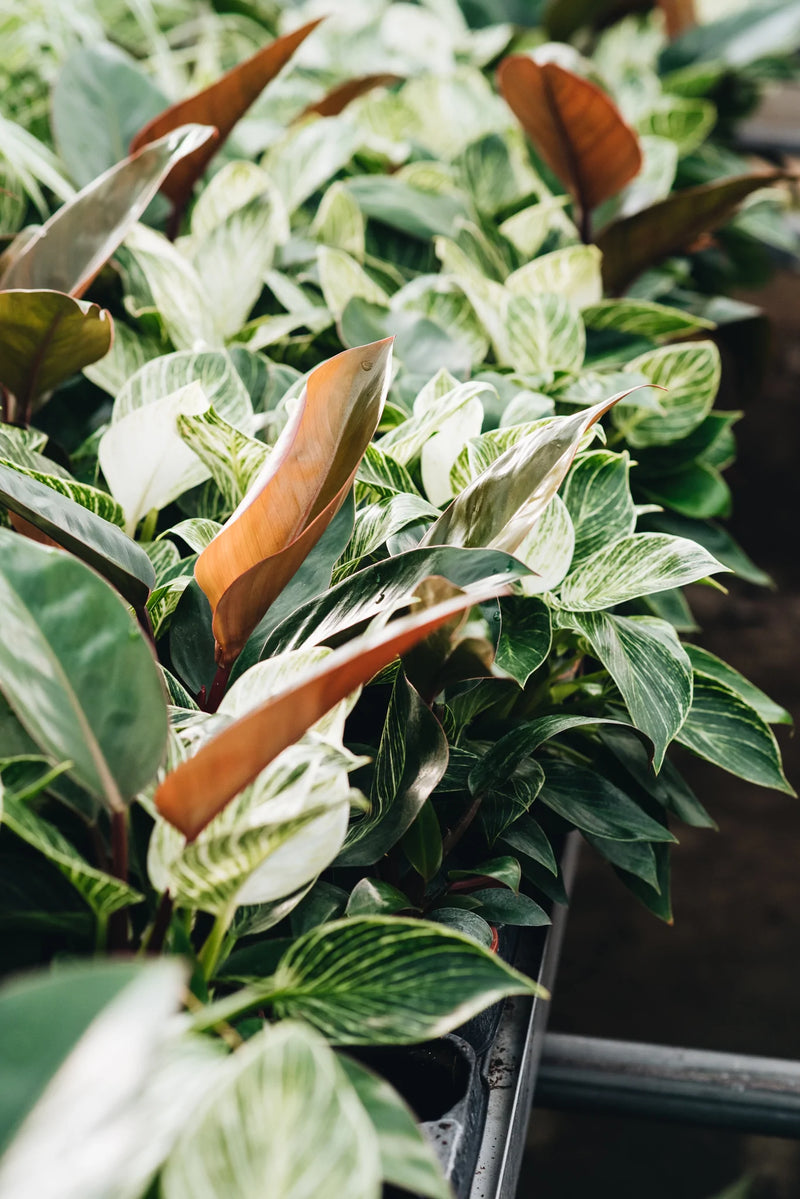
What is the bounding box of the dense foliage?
[0,2,797,1196]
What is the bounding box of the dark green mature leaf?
[450,856,522,892]
[677,676,794,795]
[0,461,124,528]
[599,726,716,830]
[501,815,557,875]
[337,673,448,867]
[560,611,693,770]
[559,533,728,611]
[346,175,468,239]
[598,172,792,294]
[642,512,771,587]
[263,917,543,1044]
[684,646,790,726]
[262,545,530,657]
[617,841,673,922]
[162,1022,380,1199]
[0,961,145,1155]
[0,530,167,810]
[51,44,169,188]
[495,595,552,687]
[584,832,660,890]
[0,125,215,297]
[0,291,112,417]
[345,879,412,917]
[338,1056,450,1199]
[540,761,678,842]
[1,791,143,918]
[471,887,550,927]
[430,907,494,947]
[422,391,630,552]
[480,764,545,845]
[402,799,443,882]
[0,464,155,609]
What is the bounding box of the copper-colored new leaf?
[155,577,511,839]
[598,170,793,294]
[300,73,401,120]
[196,338,394,666]
[497,56,642,216]
[129,19,322,218]
[658,0,697,38]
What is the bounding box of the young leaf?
[155,576,511,839]
[497,56,642,222]
[0,291,112,421]
[0,125,215,297]
[597,171,793,294]
[422,389,632,553]
[0,463,155,608]
[161,1022,380,1199]
[0,531,167,811]
[195,339,394,666]
[129,20,323,222]
[301,73,401,120]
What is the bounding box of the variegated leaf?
[317,247,389,321]
[514,495,575,595]
[121,223,221,350]
[379,380,492,467]
[559,533,728,611]
[112,349,252,430]
[562,449,636,566]
[334,494,438,582]
[504,294,585,379]
[0,461,124,528]
[610,340,721,448]
[177,407,268,511]
[506,245,603,307]
[582,298,714,340]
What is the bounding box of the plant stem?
[107,809,130,953]
[94,911,109,954]
[441,791,484,859]
[203,661,231,713]
[579,204,593,245]
[139,507,159,543]
[140,892,174,956]
[198,901,236,980]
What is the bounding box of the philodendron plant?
[0,3,796,1196]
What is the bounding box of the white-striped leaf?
[562,449,636,565]
[143,539,181,585]
[161,1022,381,1199]
[83,322,163,396]
[112,349,252,430]
[684,645,791,726]
[559,611,693,770]
[121,223,221,350]
[514,495,575,595]
[434,235,510,361]
[421,396,485,506]
[265,117,361,214]
[312,181,366,259]
[317,247,389,321]
[391,275,490,365]
[338,1056,450,1199]
[559,533,729,611]
[0,460,124,527]
[147,576,193,640]
[264,916,544,1044]
[334,495,439,582]
[506,245,603,307]
[498,197,575,258]
[1,790,143,918]
[163,519,223,554]
[677,675,794,795]
[177,406,268,511]
[504,294,585,379]
[636,97,716,157]
[188,195,280,338]
[379,381,492,467]
[190,161,288,242]
[495,596,552,688]
[611,341,721,448]
[582,299,714,340]
[540,761,678,843]
[356,445,421,502]
[449,419,552,492]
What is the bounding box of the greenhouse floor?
[520,272,800,1199]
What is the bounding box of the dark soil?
[519,271,800,1199]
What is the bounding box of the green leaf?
[449,856,522,892]
[684,646,790,726]
[582,298,715,340]
[636,97,716,157]
[113,349,251,429]
[338,1055,450,1199]
[540,761,678,843]
[562,449,636,565]
[642,511,771,587]
[0,961,151,1155]
[177,406,268,511]
[162,1022,381,1199]
[318,247,389,320]
[559,611,693,771]
[334,494,439,581]
[423,391,629,553]
[0,291,112,418]
[345,879,412,917]
[661,1,800,70]
[0,531,167,810]
[559,533,728,611]
[501,815,557,875]
[504,294,586,378]
[480,764,546,845]
[0,125,215,297]
[469,714,622,798]
[164,519,223,554]
[495,595,552,687]
[402,799,443,882]
[506,245,603,307]
[347,174,468,239]
[610,341,721,448]
[119,223,221,351]
[677,676,794,795]
[338,672,448,867]
[1,789,143,919]
[429,907,494,947]
[247,916,544,1044]
[380,379,492,468]
[51,44,169,188]
[471,887,550,927]
[262,545,530,658]
[584,832,660,890]
[0,463,155,608]
[512,494,575,595]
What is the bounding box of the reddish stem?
[203,662,232,713]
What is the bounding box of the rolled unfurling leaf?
[155,575,511,839]
[195,338,394,667]
[129,20,322,222]
[497,56,642,223]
